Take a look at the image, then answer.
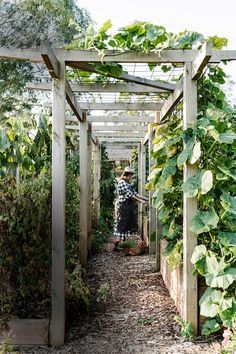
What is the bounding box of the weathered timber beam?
[192,42,212,80]
[40,41,83,121]
[66,115,155,123]
[44,102,163,111]
[98,138,141,142]
[26,82,166,93]
[1,47,236,63]
[143,131,150,145]
[65,80,83,121]
[41,41,59,79]
[73,62,175,91]
[160,79,183,120]
[94,132,145,138]
[66,124,147,131]
[91,125,148,131]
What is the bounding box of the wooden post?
[138,141,146,236]
[79,112,88,267]
[155,112,162,271]
[87,122,92,256]
[183,62,198,331]
[138,143,142,231]
[51,61,66,346]
[148,125,156,255]
[93,143,101,226]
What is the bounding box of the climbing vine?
[67,21,236,337]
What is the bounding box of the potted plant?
[119,239,147,256]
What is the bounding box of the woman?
[114,166,148,243]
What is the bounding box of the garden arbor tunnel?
[1,42,236,346]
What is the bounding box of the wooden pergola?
[1,42,236,346]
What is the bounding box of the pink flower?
[212,342,221,354]
[223,328,232,338]
[222,336,230,348]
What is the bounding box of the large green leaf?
[206,266,236,289]
[218,232,236,246]
[220,193,236,215]
[191,245,207,263]
[189,141,201,164]
[183,170,213,197]
[218,131,236,144]
[183,174,199,197]
[191,244,207,276]
[189,209,219,234]
[200,170,213,195]
[201,318,220,336]
[199,287,222,317]
[219,300,236,327]
[177,139,194,166]
[0,128,10,152]
[218,165,236,182]
[152,190,164,210]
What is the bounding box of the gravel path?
[18,247,215,354]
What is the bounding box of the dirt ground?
[18,245,216,354]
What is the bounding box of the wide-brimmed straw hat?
[124,166,134,173]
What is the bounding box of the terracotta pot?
[124,242,147,256]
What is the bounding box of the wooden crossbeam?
[94,132,145,138]
[41,41,59,79]
[26,82,167,93]
[73,62,175,92]
[40,41,83,121]
[99,137,141,142]
[66,115,154,123]
[44,102,163,111]
[192,42,212,80]
[1,47,236,63]
[92,125,148,131]
[66,124,147,131]
[161,79,183,120]
[143,131,150,144]
[65,80,83,121]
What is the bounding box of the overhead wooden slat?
[66,125,148,131]
[26,82,167,93]
[66,115,154,124]
[98,137,141,142]
[1,47,236,63]
[40,41,83,121]
[44,102,163,111]
[65,80,83,121]
[192,41,212,80]
[73,62,175,92]
[41,41,59,79]
[94,132,145,138]
[161,79,183,120]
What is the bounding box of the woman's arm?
[135,193,148,201]
[131,195,147,204]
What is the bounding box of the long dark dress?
[114,179,138,238]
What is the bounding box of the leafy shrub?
[119,239,137,248]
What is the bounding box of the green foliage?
[96,282,110,303]
[201,318,221,336]
[137,316,156,326]
[174,315,196,339]
[0,174,52,317]
[91,145,116,252]
[0,0,91,118]
[119,239,137,249]
[0,331,17,354]
[0,114,51,178]
[65,272,90,313]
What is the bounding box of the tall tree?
[0,0,92,118]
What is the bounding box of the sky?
[76,0,236,100]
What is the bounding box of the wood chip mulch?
[18,244,217,354]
